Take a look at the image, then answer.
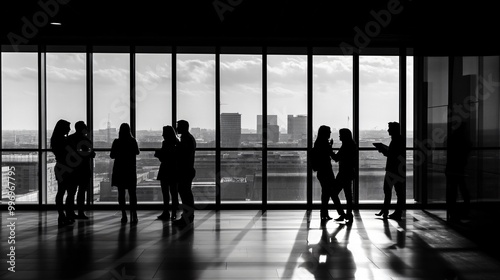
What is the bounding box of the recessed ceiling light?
[50,22,62,26]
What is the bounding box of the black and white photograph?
[1,0,500,279]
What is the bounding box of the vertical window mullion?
[215,47,221,208]
[400,49,407,207]
[307,47,313,209]
[87,46,94,206]
[39,46,47,205]
[353,54,359,206]
[262,47,268,211]
[130,47,136,137]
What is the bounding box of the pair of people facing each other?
[313,127,356,223]
[314,122,406,222]
[51,120,95,227]
[110,120,197,226]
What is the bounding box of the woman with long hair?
[51,119,76,226]
[154,125,180,220]
[332,128,357,223]
[110,123,140,224]
[313,125,346,221]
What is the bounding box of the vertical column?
[306,47,313,209]
[215,47,221,209]
[38,46,47,205]
[400,49,407,209]
[262,47,268,211]
[86,46,94,205]
[171,46,177,126]
[353,54,360,205]
[130,46,136,137]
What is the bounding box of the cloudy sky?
[1,52,413,137]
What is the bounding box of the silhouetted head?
[162,125,178,143]
[388,122,400,136]
[118,123,133,139]
[51,119,71,139]
[317,125,331,140]
[176,120,189,135]
[339,128,354,143]
[75,121,88,135]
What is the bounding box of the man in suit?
[173,120,197,226]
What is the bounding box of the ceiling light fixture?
[50,22,62,26]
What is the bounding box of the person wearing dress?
[110,123,140,224]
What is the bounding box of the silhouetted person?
[67,121,95,220]
[154,125,180,221]
[374,122,405,220]
[110,123,140,224]
[445,121,471,222]
[172,120,196,226]
[51,119,76,226]
[332,128,357,223]
[313,125,346,221]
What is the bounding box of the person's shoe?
[388,212,402,220]
[320,212,333,220]
[375,210,388,219]
[157,212,169,220]
[58,216,71,227]
[121,214,128,224]
[334,215,346,222]
[131,211,138,224]
[346,213,354,223]
[173,215,193,226]
[170,212,177,221]
[75,213,89,220]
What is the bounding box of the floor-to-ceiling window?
[312,55,353,202]
[1,47,420,208]
[1,51,39,204]
[220,53,262,203]
[267,54,307,202]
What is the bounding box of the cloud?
[1,66,38,81]
[267,56,307,83]
[93,68,130,85]
[177,58,215,84]
[47,66,85,83]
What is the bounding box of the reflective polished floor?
[2,210,500,280]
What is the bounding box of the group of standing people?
[51,119,197,227]
[314,121,406,223]
[51,120,95,226]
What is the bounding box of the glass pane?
[136,151,162,202]
[407,56,414,147]
[1,53,38,149]
[313,55,353,141]
[2,152,39,204]
[193,151,215,203]
[136,53,172,148]
[93,53,130,149]
[221,151,262,203]
[359,56,399,148]
[220,55,262,148]
[46,53,87,146]
[268,55,307,147]
[267,151,306,202]
[177,54,215,147]
[94,151,113,203]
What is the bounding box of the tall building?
[221,113,241,147]
[287,115,307,141]
[257,115,278,135]
[257,115,279,142]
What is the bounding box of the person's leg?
[159,180,170,218]
[129,185,138,223]
[393,180,405,218]
[55,181,67,220]
[382,173,393,212]
[118,187,127,222]
[76,178,90,217]
[65,182,78,219]
[175,174,195,224]
[318,172,330,219]
[169,180,179,219]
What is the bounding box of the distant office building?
[257,115,279,142]
[221,113,242,147]
[257,115,278,134]
[287,115,307,141]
